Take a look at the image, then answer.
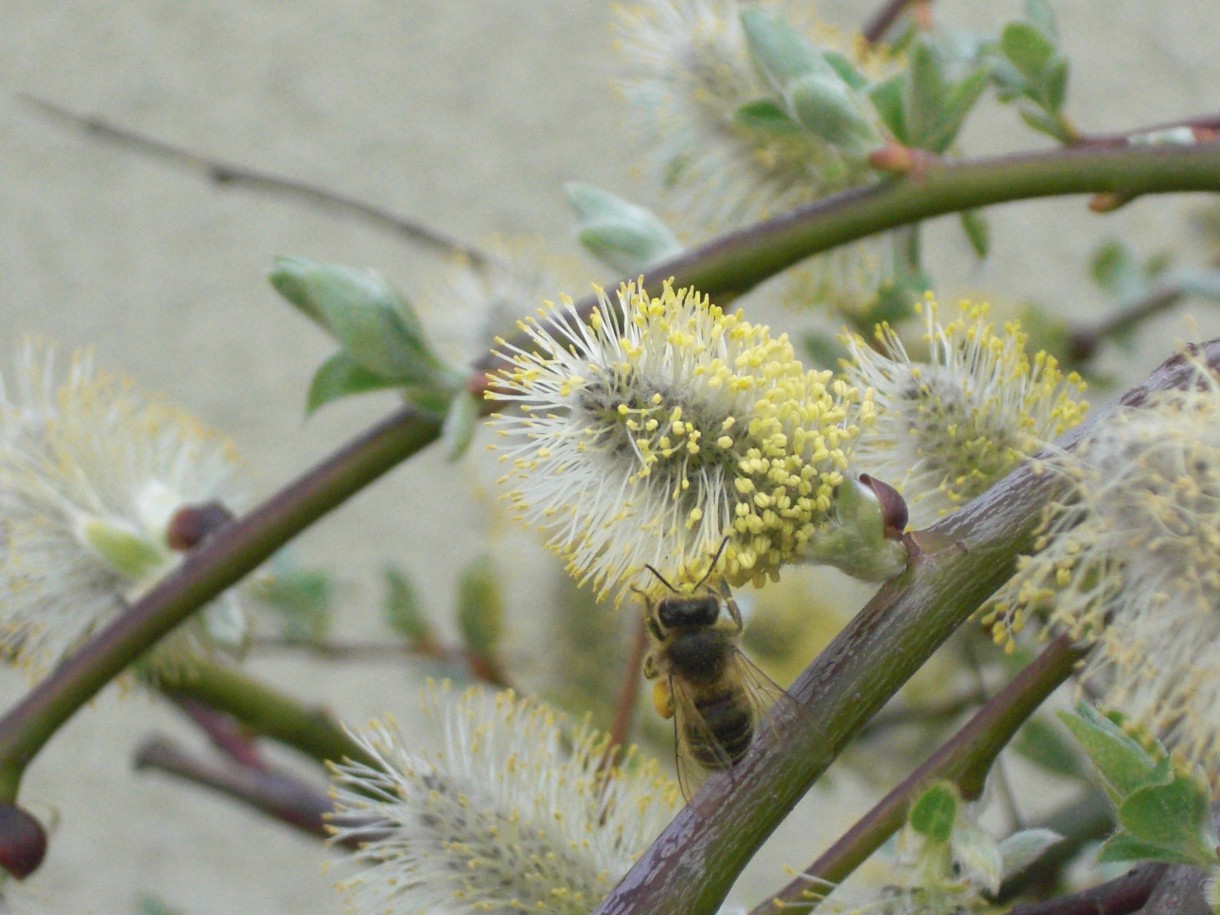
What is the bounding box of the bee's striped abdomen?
[689,688,755,769]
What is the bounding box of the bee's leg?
[635,584,665,641]
[725,596,744,633]
[642,651,659,680]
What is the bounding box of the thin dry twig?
[20,94,498,269]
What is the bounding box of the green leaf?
[905,40,948,150]
[1000,22,1058,88]
[566,183,682,274]
[986,53,1029,103]
[868,74,907,143]
[383,565,433,647]
[959,209,991,259]
[932,66,990,151]
[1089,240,1143,298]
[1018,106,1069,141]
[1117,775,1220,868]
[823,50,869,90]
[909,782,959,843]
[252,562,334,644]
[740,8,827,85]
[269,256,456,387]
[306,351,403,414]
[441,389,481,461]
[740,9,880,154]
[789,73,882,152]
[1097,832,1190,866]
[456,556,504,655]
[734,98,803,135]
[1041,56,1069,113]
[997,12,1070,120]
[1058,704,1162,805]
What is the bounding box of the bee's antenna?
[693,536,731,591]
[643,563,679,594]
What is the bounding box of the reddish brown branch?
[862,0,931,44]
[601,613,650,773]
[135,735,375,849]
[1004,863,1168,915]
[1075,115,1220,148]
[170,696,267,771]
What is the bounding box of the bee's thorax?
[664,629,735,686]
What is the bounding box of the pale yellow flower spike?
[614,0,902,317]
[0,338,248,680]
[488,279,868,601]
[329,685,678,914]
[843,295,1088,529]
[986,363,1220,772]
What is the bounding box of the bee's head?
[655,593,722,629]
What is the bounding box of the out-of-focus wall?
[1,2,1217,911]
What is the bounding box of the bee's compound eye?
[697,596,723,625]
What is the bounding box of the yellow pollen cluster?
[488,279,867,598]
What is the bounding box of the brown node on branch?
[868,143,922,176]
[166,501,236,551]
[859,474,908,541]
[0,804,47,879]
[1088,190,1138,213]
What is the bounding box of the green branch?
[479,140,1220,373]
[640,142,1220,301]
[592,341,1220,915]
[156,658,376,769]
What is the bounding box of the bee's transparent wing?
[733,647,815,752]
[665,673,734,806]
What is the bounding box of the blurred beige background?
[2,1,1219,912]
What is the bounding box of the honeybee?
[639,544,798,803]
